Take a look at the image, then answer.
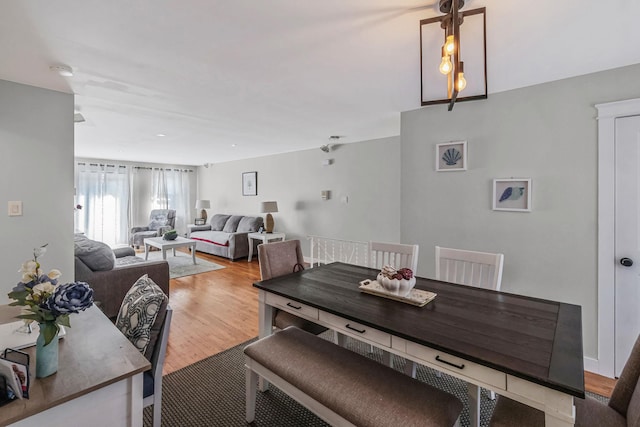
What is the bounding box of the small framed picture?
[436,141,467,171]
[194,218,205,225]
[493,178,532,212]
[242,171,258,196]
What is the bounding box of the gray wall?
[0,80,74,304]
[401,63,640,358]
[198,137,402,251]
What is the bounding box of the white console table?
[247,232,285,261]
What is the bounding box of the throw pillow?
[115,274,168,359]
[74,235,116,271]
[210,214,231,231]
[222,215,243,233]
[237,216,263,232]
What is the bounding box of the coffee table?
[144,236,197,264]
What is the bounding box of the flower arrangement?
[7,244,94,346]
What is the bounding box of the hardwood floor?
[163,251,618,397]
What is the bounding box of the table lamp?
[195,199,211,223]
[260,201,278,233]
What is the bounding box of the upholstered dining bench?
[244,326,463,427]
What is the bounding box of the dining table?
[253,262,584,427]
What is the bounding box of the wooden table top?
[254,262,585,398]
[0,304,150,425]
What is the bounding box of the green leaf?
[39,322,59,346]
[57,315,71,327]
[16,314,41,321]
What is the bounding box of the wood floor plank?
[161,251,617,398]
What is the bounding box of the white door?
[615,115,640,376]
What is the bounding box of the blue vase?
[36,325,59,378]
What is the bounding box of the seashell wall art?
[436,140,467,171]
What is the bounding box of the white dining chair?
[369,241,419,272]
[341,241,420,366]
[406,246,505,398]
[435,246,504,291]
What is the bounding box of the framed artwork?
[242,171,257,196]
[436,141,467,171]
[493,178,532,212]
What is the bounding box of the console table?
[247,232,285,261]
[0,304,150,427]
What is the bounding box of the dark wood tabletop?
[253,262,585,398]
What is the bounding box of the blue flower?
[45,282,94,316]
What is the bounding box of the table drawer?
[266,293,319,320]
[406,342,506,390]
[319,312,391,347]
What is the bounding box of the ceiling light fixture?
[420,1,486,111]
[156,133,166,137]
[49,64,74,77]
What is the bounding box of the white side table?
[248,232,286,261]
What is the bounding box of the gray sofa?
[74,235,170,318]
[188,214,263,260]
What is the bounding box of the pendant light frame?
[420,7,487,110]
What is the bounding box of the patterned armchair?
[130,209,176,248]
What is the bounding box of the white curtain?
[151,168,193,236]
[75,163,131,247]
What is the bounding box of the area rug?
[144,250,224,279]
[143,334,607,426]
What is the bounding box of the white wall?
[401,63,640,359]
[0,80,74,304]
[198,137,402,253]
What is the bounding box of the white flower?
[32,282,57,296]
[20,260,37,275]
[47,269,61,280]
[34,246,47,258]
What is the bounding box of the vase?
[36,325,59,378]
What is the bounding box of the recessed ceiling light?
[231,144,237,147]
[156,133,166,137]
[49,64,73,77]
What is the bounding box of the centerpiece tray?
[359,279,436,307]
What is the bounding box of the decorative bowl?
[377,273,416,297]
[163,231,178,241]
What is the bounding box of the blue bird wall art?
[499,186,525,203]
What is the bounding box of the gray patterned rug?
[144,251,224,279]
[144,334,606,426]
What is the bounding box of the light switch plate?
[8,201,22,216]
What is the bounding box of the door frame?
[596,97,640,378]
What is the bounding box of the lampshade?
[195,199,211,223]
[195,200,211,210]
[260,201,278,213]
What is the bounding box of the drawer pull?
[345,324,366,334]
[286,302,302,310]
[435,355,465,370]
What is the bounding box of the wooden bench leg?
[246,365,258,423]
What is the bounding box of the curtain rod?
[76,162,194,172]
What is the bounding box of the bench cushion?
[244,326,462,427]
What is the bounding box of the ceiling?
[2,0,640,166]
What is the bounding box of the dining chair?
[406,246,504,400]
[435,246,504,291]
[352,241,420,366]
[490,333,640,427]
[258,239,327,335]
[369,241,419,272]
[143,305,173,427]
